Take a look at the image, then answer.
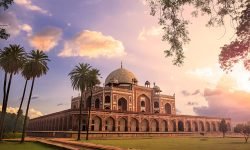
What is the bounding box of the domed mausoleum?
[28,65,231,138]
[105,66,138,86]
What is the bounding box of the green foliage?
[147,0,248,66]
[0,28,9,40]
[23,50,50,78]
[219,3,250,71]
[0,0,13,10]
[3,132,22,139]
[68,63,92,92]
[0,142,59,150]
[0,44,27,74]
[234,122,250,143]
[219,119,228,138]
[0,111,25,133]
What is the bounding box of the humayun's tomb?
[27,65,231,138]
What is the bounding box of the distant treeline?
[0,110,27,133]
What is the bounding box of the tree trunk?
[77,89,83,141]
[21,77,35,143]
[245,136,248,143]
[223,132,225,138]
[86,89,92,140]
[13,79,28,133]
[0,73,12,141]
[0,72,7,141]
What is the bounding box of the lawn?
[86,137,250,150]
[0,141,63,150]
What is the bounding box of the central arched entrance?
[118,98,127,112]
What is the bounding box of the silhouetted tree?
[234,122,250,143]
[219,119,228,138]
[86,68,101,140]
[0,44,26,141]
[69,63,91,141]
[21,50,49,143]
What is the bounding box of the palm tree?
[13,61,31,133]
[86,68,100,140]
[68,63,91,141]
[0,44,26,141]
[21,50,49,143]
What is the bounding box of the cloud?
[186,67,214,78]
[138,26,162,41]
[29,27,62,52]
[0,12,32,37]
[181,89,200,96]
[0,12,20,36]
[192,89,200,95]
[187,101,199,106]
[20,24,32,35]
[204,88,221,96]
[0,105,43,119]
[15,0,49,14]
[194,77,250,123]
[181,90,190,96]
[59,30,126,58]
[31,95,39,100]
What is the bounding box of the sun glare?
[230,64,250,92]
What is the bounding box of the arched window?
[141,101,145,107]
[105,96,110,103]
[95,99,100,109]
[154,101,159,108]
[118,98,127,111]
[165,103,171,114]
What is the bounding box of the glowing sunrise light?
[230,63,250,92]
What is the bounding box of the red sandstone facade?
[28,66,231,135]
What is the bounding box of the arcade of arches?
[28,112,232,133]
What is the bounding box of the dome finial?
[121,61,123,68]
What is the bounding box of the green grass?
[0,141,62,150]
[86,137,250,150]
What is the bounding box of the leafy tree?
[0,44,26,141]
[0,0,14,10]
[147,0,249,66]
[219,119,228,138]
[219,3,250,71]
[68,63,91,141]
[86,68,101,140]
[0,0,14,40]
[21,50,50,143]
[234,122,250,143]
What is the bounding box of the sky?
[0,0,249,124]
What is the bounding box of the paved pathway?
[4,137,123,150]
